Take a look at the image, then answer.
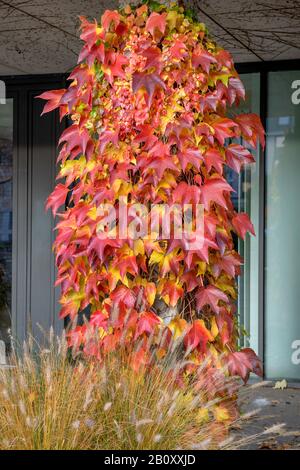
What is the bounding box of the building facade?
[1,63,300,380]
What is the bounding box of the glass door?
[265,71,300,380]
[0,98,13,353]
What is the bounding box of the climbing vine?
[39,2,264,381]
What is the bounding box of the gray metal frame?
[5,75,66,344]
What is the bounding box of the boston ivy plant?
[39,2,264,382]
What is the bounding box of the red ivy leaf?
[90,310,108,328]
[88,237,121,263]
[104,52,128,83]
[141,46,163,72]
[161,280,183,307]
[172,181,201,205]
[59,124,91,156]
[200,178,234,210]
[99,127,119,153]
[226,351,252,381]
[145,12,167,37]
[169,40,188,60]
[212,252,242,278]
[115,255,139,279]
[181,270,199,293]
[37,89,66,115]
[216,311,234,346]
[46,183,69,217]
[134,124,158,150]
[228,77,245,105]
[196,285,228,314]
[132,71,166,107]
[141,155,178,179]
[101,10,120,32]
[135,311,161,338]
[225,144,254,173]
[212,118,238,146]
[110,285,136,308]
[177,147,203,171]
[241,348,263,377]
[226,348,262,382]
[79,17,100,50]
[204,148,224,174]
[235,113,265,149]
[192,48,217,74]
[215,49,233,68]
[232,213,255,239]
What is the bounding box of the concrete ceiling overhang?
[0,0,300,75]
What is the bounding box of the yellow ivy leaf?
[169,316,188,340]
[215,279,237,299]
[208,343,219,359]
[98,327,107,340]
[196,407,210,424]
[60,155,86,177]
[208,73,230,87]
[75,225,91,239]
[166,10,182,30]
[133,238,145,256]
[112,178,131,196]
[145,282,156,306]
[196,261,206,276]
[87,206,98,221]
[150,249,180,276]
[149,250,164,266]
[86,159,96,172]
[132,276,146,287]
[160,91,184,133]
[211,316,219,339]
[108,265,129,288]
[157,172,176,190]
[214,405,231,422]
[65,279,86,303]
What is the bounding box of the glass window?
[229,73,260,352]
[265,71,300,380]
[0,98,13,353]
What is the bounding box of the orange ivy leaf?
[184,319,214,352]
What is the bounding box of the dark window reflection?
[0,99,13,352]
